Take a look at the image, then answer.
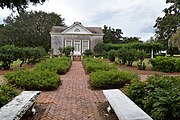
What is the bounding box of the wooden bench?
[103,89,153,120]
[0,91,41,120]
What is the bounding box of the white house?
[50,22,104,57]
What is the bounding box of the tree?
[154,0,180,49]
[0,45,19,69]
[0,11,65,51]
[103,25,123,44]
[169,29,180,50]
[0,0,46,12]
[93,42,107,56]
[122,37,142,44]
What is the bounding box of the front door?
[74,40,81,55]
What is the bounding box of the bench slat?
[103,89,153,120]
[0,91,40,120]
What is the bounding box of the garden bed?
[118,64,180,75]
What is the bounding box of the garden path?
[0,76,4,85]
[37,61,106,120]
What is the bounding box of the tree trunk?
[151,48,154,58]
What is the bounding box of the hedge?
[5,70,60,90]
[83,57,117,73]
[0,84,19,107]
[149,56,179,72]
[90,69,139,89]
[125,75,180,120]
[35,57,72,75]
[5,57,71,90]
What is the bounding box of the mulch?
[118,64,180,76]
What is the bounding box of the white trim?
[74,40,81,55]
[65,40,72,47]
[50,32,103,36]
[82,40,89,53]
[61,22,92,34]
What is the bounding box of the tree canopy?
[103,25,123,44]
[169,29,180,50]
[0,0,46,11]
[154,0,180,48]
[122,37,142,44]
[0,11,65,51]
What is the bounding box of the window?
[65,40,72,47]
[82,40,89,53]
[74,28,80,32]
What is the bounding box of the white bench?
[103,89,153,120]
[0,91,41,120]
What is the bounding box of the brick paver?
[37,61,106,120]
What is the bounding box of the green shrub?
[125,75,180,120]
[5,70,60,90]
[63,46,74,56]
[93,42,107,56]
[137,62,146,70]
[0,84,19,107]
[5,57,71,90]
[117,48,127,64]
[175,59,180,72]
[136,51,148,63]
[83,57,117,73]
[35,57,71,75]
[0,45,19,69]
[149,56,176,72]
[18,46,46,66]
[126,49,137,66]
[90,70,139,89]
[108,50,116,62]
[83,49,93,56]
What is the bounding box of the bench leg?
[107,105,112,113]
[31,104,36,115]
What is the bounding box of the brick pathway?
[0,76,4,85]
[37,61,106,120]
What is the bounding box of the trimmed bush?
[149,56,176,72]
[62,47,74,56]
[108,50,116,62]
[83,57,117,73]
[35,57,71,75]
[0,84,19,107]
[83,49,93,56]
[5,70,60,90]
[175,59,180,72]
[137,62,146,70]
[5,57,71,90]
[93,42,107,56]
[0,45,19,69]
[125,75,180,120]
[90,70,139,89]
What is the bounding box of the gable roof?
[62,22,92,34]
[50,22,103,35]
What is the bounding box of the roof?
[50,22,103,35]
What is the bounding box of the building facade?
[50,22,104,56]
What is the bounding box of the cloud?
[0,0,170,41]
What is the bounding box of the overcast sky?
[0,0,170,41]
